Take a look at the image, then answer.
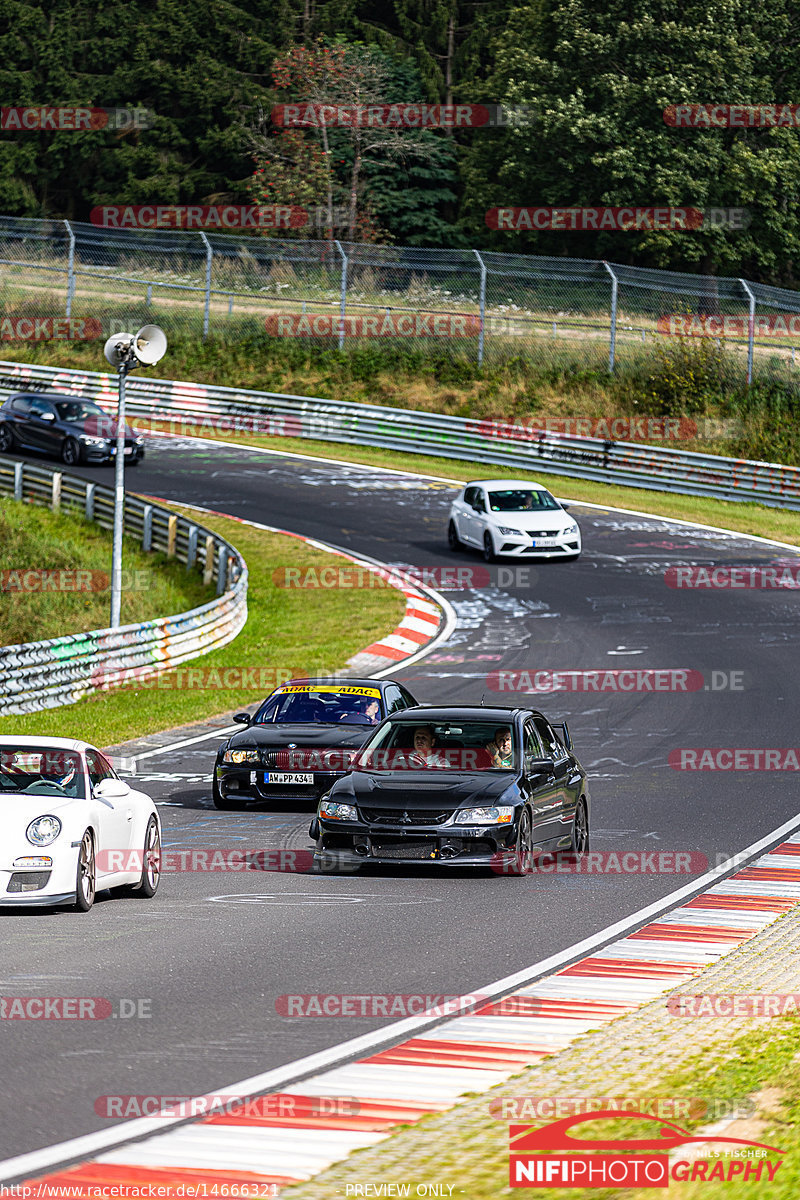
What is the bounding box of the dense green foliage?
[3,0,800,278]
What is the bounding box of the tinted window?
[463,486,477,506]
[533,716,567,760]
[384,685,404,714]
[524,723,545,760]
[86,750,115,787]
[29,397,54,419]
[10,396,32,415]
[399,686,417,708]
[56,400,106,423]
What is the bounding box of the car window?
[399,686,417,708]
[533,716,567,760]
[524,723,545,761]
[487,489,560,512]
[473,490,486,512]
[56,400,105,423]
[86,750,115,787]
[29,397,54,419]
[383,685,404,714]
[0,747,85,799]
[10,396,32,415]
[463,486,477,506]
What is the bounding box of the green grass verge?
[0,507,406,746]
[150,426,800,548]
[281,1014,800,1200]
[0,497,213,645]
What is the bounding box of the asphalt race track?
[2,435,799,1162]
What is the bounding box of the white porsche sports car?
[0,737,161,912]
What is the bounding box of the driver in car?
[409,725,449,768]
[485,727,513,768]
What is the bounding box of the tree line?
[2,0,800,281]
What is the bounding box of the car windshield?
[488,489,560,512]
[253,686,383,725]
[55,400,106,423]
[0,748,85,798]
[353,720,517,772]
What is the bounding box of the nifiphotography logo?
[508,1111,784,1188]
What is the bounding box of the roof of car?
[0,736,90,751]
[466,479,553,491]
[388,705,535,722]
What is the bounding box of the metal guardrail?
[0,457,248,714]
[2,361,799,511]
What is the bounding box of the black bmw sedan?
[309,705,589,875]
[213,677,419,810]
[0,393,144,466]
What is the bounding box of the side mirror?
[526,756,554,777]
[40,411,56,422]
[94,778,130,799]
[233,712,251,724]
[561,503,571,511]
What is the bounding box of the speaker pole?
[110,356,129,628]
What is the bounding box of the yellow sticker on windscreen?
[277,684,381,697]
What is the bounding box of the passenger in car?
[485,726,513,768]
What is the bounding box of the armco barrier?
[1,360,799,510]
[0,458,248,714]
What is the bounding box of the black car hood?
[334,770,515,809]
[225,723,373,751]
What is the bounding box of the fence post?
[217,550,228,596]
[334,240,348,350]
[602,261,618,372]
[64,220,76,319]
[85,481,96,521]
[142,505,153,551]
[199,232,213,339]
[739,279,756,385]
[472,250,487,366]
[14,461,23,501]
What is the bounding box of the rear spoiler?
[551,721,572,751]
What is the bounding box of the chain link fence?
[3,215,800,388]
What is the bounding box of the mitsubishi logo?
[399,811,411,824]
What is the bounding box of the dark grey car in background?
[0,392,144,466]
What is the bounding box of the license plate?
[265,772,314,784]
[531,537,559,546]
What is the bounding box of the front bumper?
[317,817,521,866]
[0,856,76,906]
[217,764,348,804]
[495,536,581,558]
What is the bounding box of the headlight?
[26,815,62,846]
[222,748,259,764]
[497,526,523,537]
[562,523,579,536]
[319,801,358,821]
[80,435,108,446]
[453,806,514,825]
[134,435,144,444]
[13,856,52,868]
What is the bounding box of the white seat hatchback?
[448,479,581,562]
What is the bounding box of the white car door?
[458,486,481,545]
[86,751,134,877]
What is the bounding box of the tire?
[75,831,96,912]
[0,424,15,453]
[212,775,239,810]
[121,816,161,898]
[448,520,461,551]
[506,807,533,876]
[570,799,590,857]
[483,531,496,563]
[61,437,82,466]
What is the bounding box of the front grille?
[527,529,560,538]
[260,750,344,770]
[7,871,51,893]
[360,808,453,826]
[371,840,438,860]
